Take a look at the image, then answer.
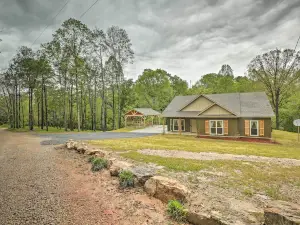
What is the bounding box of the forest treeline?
[0,18,300,132]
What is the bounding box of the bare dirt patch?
[138,149,300,167]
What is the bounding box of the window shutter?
[245,120,250,136]
[224,120,228,135]
[259,120,264,136]
[205,120,209,134]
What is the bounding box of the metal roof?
[133,108,161,116]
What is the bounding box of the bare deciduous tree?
[248,49,300,129]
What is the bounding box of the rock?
[264,200,300,225]
[109,160,133,176]
[74,142,88,154]
[187,211,230,225]
[54,144,65,150]
[129,166,156,185]
[66,139,76,150]
[85,149,105,157]
[144,176,189,203]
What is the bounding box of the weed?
[265,186,281,199]
[243,188,254,197]
[119,170,134,188]
[88,156,96,163]
[91,157,108,172]
[167,200,187,222]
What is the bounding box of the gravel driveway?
[0,129,173,225]
[37,132,156,145]
[0,129,65,225]
[130,125,166,134]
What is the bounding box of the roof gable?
[181,96,213,112]
[199,104,234,116]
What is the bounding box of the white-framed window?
[250,120,259,136]
[210,120,223,135]
[173,119,185,131]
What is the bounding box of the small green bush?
[88,156,96,163]
[118,170,134,188]
[167,200,187,222]
[91,157,108,172]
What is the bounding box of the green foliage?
[167,200,187,222]
[248,49,300,129]
[88,156,97,163]
[190,73,263,95]
[91,157,108,172]
[135,69,173,111]
[280,89,300,132]
[118,170,134,188]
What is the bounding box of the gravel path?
[37,132,156,145]
[0,129,174,225]
[138,149,300,166]
[0,129,65,225]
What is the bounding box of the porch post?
[162,117,165,134]
[178,118,182,135]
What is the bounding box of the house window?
[173,119,185,131]
[250,120,259,136]
[210,120,223,135]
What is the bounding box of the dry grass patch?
[121,151,300,200]
[91,130,300,159]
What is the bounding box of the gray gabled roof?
[134,108,161,116]
[163,92,274,118]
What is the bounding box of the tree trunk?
[70,80,73,131]
[63,73,68,131]
[41,78,44,129]
[18,85,21,129]
[275,92,280,129]
[45,85,48,131]
[75,72,81,132]
[29,88,34,131]
[112,86,115,130]
[37,101,40,128]
[93,74,97,131]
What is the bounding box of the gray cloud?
[0,0,300,82]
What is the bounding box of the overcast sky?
[0,0,299,84]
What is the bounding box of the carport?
[124,108,161,127]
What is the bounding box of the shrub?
[91,157,108,172]
[167,200,187,222]
[88,156,96,163]
[118,170,134,188]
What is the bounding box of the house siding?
[238,118,272,138]
[166,117,272,138]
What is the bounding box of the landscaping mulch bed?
[197,135,280,144]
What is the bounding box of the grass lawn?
[90,129,300,201]
[90,130,300,159]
